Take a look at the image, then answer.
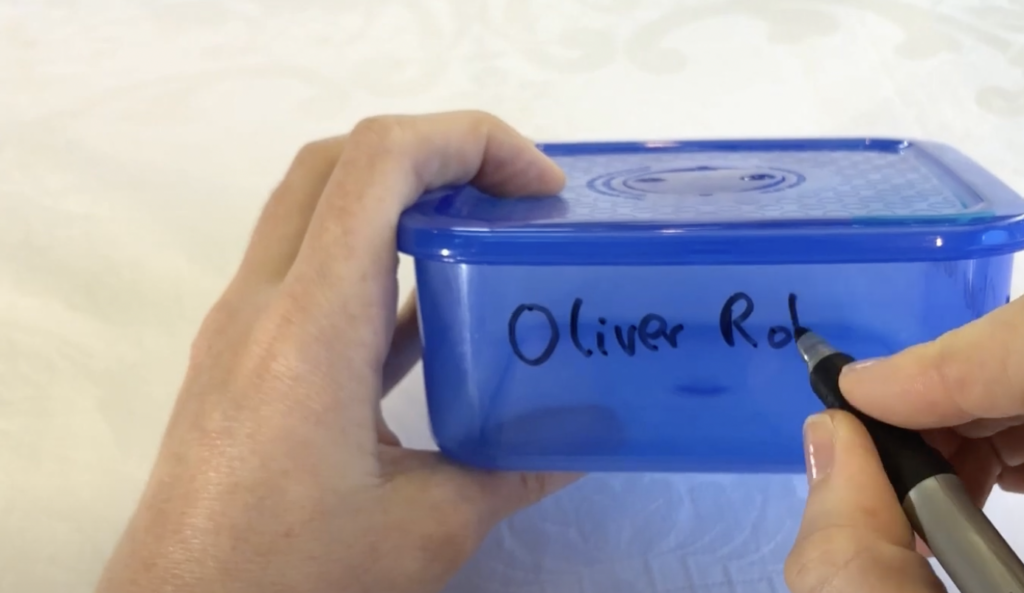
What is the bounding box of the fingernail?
[840,357,881,376]
[803,413,836,485]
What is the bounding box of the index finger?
[840,297,1024,429]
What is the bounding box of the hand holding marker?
[788,294,1024,593]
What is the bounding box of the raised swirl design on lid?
[593,165,806,200]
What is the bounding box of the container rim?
[397,138,1024,265]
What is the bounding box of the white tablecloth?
[4,1,1024,591]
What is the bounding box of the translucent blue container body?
[398,139,1024,473]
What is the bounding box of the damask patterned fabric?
[3,1,1024,591]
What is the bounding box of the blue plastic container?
[397,139,1024,473]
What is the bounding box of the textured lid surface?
[397,139,1024,264]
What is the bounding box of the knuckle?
[464,108,501,127]
[785,538,825,592]
[417,480,481,563]
[464,109,509,141]
[227,301,311,390]
[461,108,492,119]
[515,472,553,507]
[785,528,866,593]
[350,115,407,151]
[295,138,329,162]
[291,137,342,172]
[188,294,243,364]
[432,512,478,564]
[929,334,975,412]
[188,330,214,366]
[999,469,1024,493]
[242,309,301,372]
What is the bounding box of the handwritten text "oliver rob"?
[507,293,800,367]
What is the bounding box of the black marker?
[792,318,1024,591]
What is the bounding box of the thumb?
[785,410,945,592]
[382,290,421,395]
[840,297,1024,429]
[398,451,582,540]
[475,470,583,523]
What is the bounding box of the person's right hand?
[785,297,1024,592]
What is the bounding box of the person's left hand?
[95,111,578,593]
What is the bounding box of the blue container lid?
[397,138,1024,265]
